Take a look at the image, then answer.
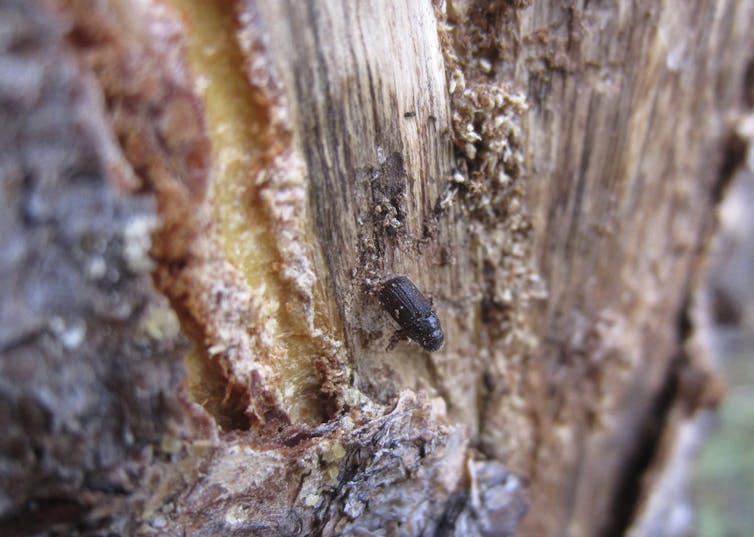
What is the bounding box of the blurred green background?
[695,330,754,537]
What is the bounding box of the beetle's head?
[419,315,444,352]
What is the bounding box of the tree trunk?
[1,0,751,536]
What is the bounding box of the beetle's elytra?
[379,276,444,352]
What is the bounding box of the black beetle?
[379,276,444,351]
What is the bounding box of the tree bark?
[1,0,751,536]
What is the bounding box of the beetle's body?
[379,276,444,351]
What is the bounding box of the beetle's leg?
[386,329,409,351]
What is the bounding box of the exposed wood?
[1,0,752,535]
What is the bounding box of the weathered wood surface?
[1,0,752,535]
